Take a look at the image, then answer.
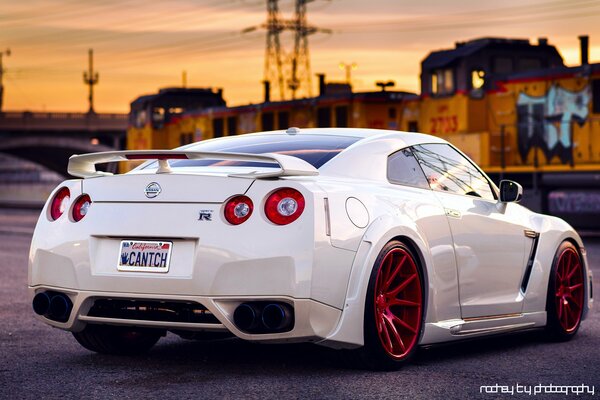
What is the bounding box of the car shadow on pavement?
[67,328,569,372]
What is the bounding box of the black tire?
[545,241,585,342]
[350,240,425,370]
[73,324,163,355]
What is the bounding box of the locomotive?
[127,36,600,228]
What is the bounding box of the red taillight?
[50,187,70,221]
[72,194,92,222]
[264,188,305,225]
[125,154,188,160]
[224,195,254,225]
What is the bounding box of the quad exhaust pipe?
[233,302,294,333]
[32,291,73,322]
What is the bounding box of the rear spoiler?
[67,150,319,179]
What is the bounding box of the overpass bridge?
[0,111,128,176]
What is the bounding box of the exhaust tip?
[233,303,259,332]
[262,303,293,331]
[32,292,51,316]
[49,293,73,322]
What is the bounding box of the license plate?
[118,240,172,273]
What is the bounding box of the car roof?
[176,128,450,182]
[293,128,449,181]
[248,127,435,141]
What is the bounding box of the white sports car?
[28,128,593,369]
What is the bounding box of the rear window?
[145,134,361,170]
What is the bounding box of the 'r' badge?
[198,210,213,221]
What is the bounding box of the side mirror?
[499,180,523,203]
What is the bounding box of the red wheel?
[546,241,585,340]
[355,241,424,370]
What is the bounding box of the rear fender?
[322,213,440,348]
[29,180,83,286]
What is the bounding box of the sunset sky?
[1,0,600,113]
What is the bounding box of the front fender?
[524,214,592,318]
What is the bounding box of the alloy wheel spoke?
[557,298,564,320]
[390,313,418,334]
[380,315,394,352]
[381,253,394,287]
[383,313,406,353]
[385,254,406,288]
[388,298,420,307]
[387,273,417,297]
[556,264,565,281]
[563,301,571,328]
[569,283,583,291]
[567,294,582,311]
[567,262,580,280]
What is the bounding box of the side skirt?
[420,311,547,345]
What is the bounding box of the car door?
[412,143,530,319]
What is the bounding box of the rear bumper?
[28,285,342,343]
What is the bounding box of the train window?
[278,111,289,129]
[471,70,485,90]
[407,121,418,132]
[227,116,237,136]
[336,106,349,127]
[518,58,542,71]
[431,69,454,95]
[168,107,184,115]
[592,80,600,114]
[387,148,429,189]
[412,143,496,201]
[132,110,147,128]
[262,112,275,131]
[151,108,165,129]
[388,107,397,119]
[317,107,331,127]
[213,118,224,138]
[494,57,513,74]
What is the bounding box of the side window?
[387,147,430,189]
[412,143,496,200]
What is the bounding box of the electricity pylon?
[83,49,99,113]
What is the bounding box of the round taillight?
[224,195,253,225]
[265,188,305,225]
[50,187,70,221]
[72,194,92,222]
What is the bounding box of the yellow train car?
[127,88,226,150]
[182,90,416,141]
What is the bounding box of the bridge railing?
[0,111,128,131]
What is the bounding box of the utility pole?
[376,80,395,92]
[0,48,11,112]
[339,62,357,85]
[83,49,99,113]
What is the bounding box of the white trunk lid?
[83,173,253,203]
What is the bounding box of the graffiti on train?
[516,84,590,164]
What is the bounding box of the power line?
[245,0,330,100]
[330,0,600,33]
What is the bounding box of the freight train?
[127,36,600,228]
